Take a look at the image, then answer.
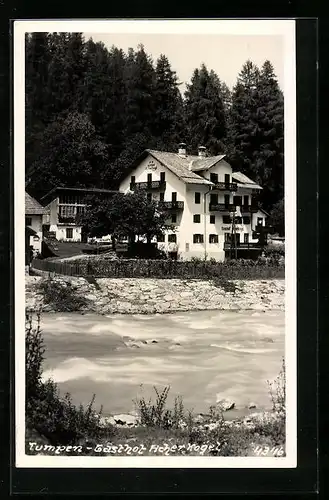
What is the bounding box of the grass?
[25,313,286,457]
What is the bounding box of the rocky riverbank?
[26,275,285,314]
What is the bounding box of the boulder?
[99,416,116,427]
[248,402,257,409]
[113,413,139,426]
[216,397,235,411]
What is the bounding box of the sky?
[84,33,284,92]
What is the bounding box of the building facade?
[119,145,268,261]
[25,192,47,260]
[41,187,116,242]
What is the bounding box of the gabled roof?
[147,150,213,185]
[123,149,262,190]
[232,172,263,190]
[189,155,226,172]
[25,192,47,215]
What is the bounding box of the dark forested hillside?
[25,32,284,213]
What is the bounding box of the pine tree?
[25,32,52,176]
[123,44,156,137]
[82,40,126,160]
[228,59,261,177]
[153,54,183,146]
[256,60,284,207]
[184,64,226,155]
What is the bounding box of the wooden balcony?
[130,181,166,191]
[157,201,184,210]
[58,215,76,224]
[209,203,236,212]
[212,182,238,192]
[223,242,262,251]
[255,224,275,234]
[241,203,259,213]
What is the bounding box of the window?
[195,192,201,204]
[224,194,230,206]
[25,217,32,226]
[159,192,165,202]
[224,233,231,243]
[171,214,177,223]
[160,172,166,183]
[66,228,73,239]
[225,174,230,185]
[233,195,242,207]
[210,215,215,224]
[234,217,242,224]
[193,214,201,223]
[172,192,177,203]
[59,205,76,219]
[210,173,218,184]
[243,195,249,206]
[168,234,177,243]
[223,215,231,224]
[244,233,249,243]
[147,193,152,202]
[243,216,251,225]
[209,234,219,244]
[147,173,152,184]
[210,193,218,205]
[193,234,204,244]
[157,233,165,242]
[257,217,264,226]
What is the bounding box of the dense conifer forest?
[25,32,284,219]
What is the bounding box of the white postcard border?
[14,18,297,468]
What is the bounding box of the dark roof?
[41,187,118,204]
[25,192,47,215]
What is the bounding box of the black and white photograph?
[14,19,296,467]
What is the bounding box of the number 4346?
[253,445,285,457]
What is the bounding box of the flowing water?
[40,310,284,416]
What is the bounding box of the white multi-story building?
[119,144,268,261]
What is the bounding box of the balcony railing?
[241,203,259,213]
[223,242,262,251]
[212,182,238,192]
[255,224,275,234]
[130,181,166,191]
[58,215,76,223]
[157,201,184,210]
[209,203,236,212]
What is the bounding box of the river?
[40,310,284,417]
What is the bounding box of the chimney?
[198,146,206,158]
[178,142,187,157]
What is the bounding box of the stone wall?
[26,275,285,314]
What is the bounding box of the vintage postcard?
[14,19,296,468]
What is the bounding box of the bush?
[39,278,89,311]
[26,314,115,449]
[134,386,185,429]
[267,357,286,414]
